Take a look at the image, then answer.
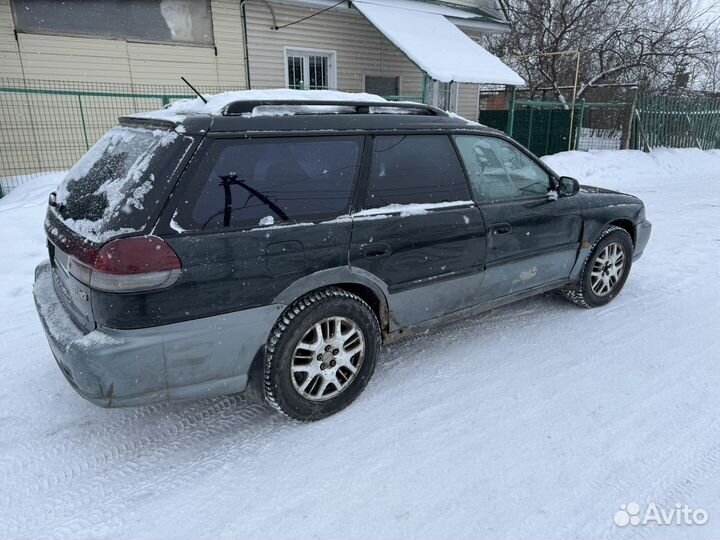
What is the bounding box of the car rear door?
[158,135,364,391]
[453,135,582,299]
[349,134,487,328]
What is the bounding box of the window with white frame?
[285,48,337,90]
[430,81,458,112]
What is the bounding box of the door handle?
[491,223,512,235]
[361,243,392,258]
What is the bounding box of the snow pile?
[543,147,720,184]
[133,89,387,122]
[0,171,65,206]
[258,215,275,226]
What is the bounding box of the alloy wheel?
[290,317,365,401]
[590,241,626,296]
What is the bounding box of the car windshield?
[54,126,186,242]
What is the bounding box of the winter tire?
[264,287,381,421]
[561,225,634,308]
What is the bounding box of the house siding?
[457,83,480,121]
[0,0,246,87]
[0,0,23,77]
[0,0,495,117]
[0,0,504,180]
[245,1,482,118]
[245,2,425,97]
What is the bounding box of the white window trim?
[429,80,459,113]
[283,46,338,90]
[362,73,403,97]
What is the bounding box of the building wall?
[245,0,481,119]
[245,1,425,97]
[0,0,246,87]
[0,0,496,182]
[0,0,490,115]
[0,0,22,77]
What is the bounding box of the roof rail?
[222,100,447,116]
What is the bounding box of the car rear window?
[364,135,471,208]
[54,126,193,242]
[175,136,363,231]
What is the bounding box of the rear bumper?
[33,261,283,407]
[633,219,652,261]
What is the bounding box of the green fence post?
[162,95,170,107]
[76,94,90,151]
[506,85,516,137]
[544,108,553,156]
[527,106,534,148]
[574,100,585,150]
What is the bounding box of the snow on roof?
[131,89,387,122]
[354,0,503,22]
[353,0,524,86]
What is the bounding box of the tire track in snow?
[1,395,291,539]
[549,330,720,539]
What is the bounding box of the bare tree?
[488,0,719,101]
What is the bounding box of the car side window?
[364,135,471,208]
[453,135,552,203]
[176,136,363,230]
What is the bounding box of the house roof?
[353,0,524,85]
[354,0,508,26]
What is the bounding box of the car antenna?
[180,76,208,104]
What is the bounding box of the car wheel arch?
[608,218,636,246]
[272,268,391,337]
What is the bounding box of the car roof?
[119,97,501,136]
[121,111,500,136]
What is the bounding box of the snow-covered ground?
[1,148,720,540]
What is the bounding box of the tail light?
[68,236,181,293]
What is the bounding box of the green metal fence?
[4,76,719,197]
[0,78,225,194]
[635,94,720,151]
[480,101,581,156]
[0,77,423,195]
[479,99,635,156]
[479,94,720,155]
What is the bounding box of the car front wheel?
[562,225,634,308]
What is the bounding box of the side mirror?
[557,176,580,197]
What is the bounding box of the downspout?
[240,0,252,89]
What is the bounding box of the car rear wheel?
[561,225,634,308]
[264,287,381,421]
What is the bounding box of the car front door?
[453,135,582,299]
[349,134,487,328]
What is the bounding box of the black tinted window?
[364,135,470,208]
[184,137,362,230]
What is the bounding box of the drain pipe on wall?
[239,0,252,89]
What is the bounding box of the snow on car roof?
[130,89,388,123]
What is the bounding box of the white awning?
[353,0,524,86]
